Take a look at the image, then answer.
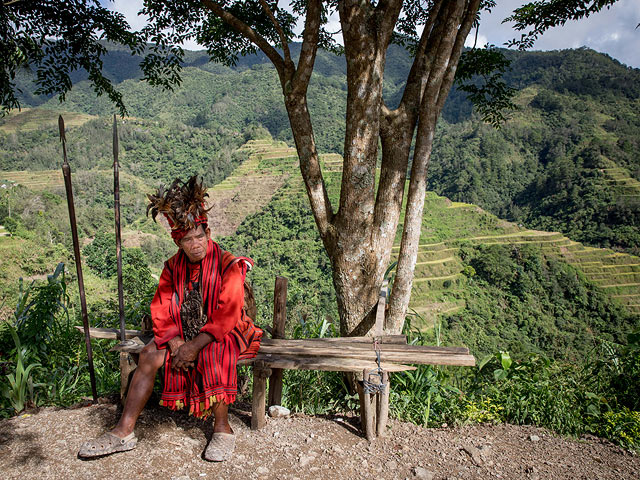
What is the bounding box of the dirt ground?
[0,399,638,480]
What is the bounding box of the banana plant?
[2,324,41,413]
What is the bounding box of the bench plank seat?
[250,354,415,372]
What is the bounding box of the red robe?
[150,239,262,418]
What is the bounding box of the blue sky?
[105,1,640,68]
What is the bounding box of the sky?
[107,0,640,68]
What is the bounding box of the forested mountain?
[1,44,639,450]
[2,45,639,335]
[4,44,639,255]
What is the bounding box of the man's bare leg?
[110,342,165,438]
[212,401,233,434]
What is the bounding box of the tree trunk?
[386,0,480,333]
[207,0,480,339]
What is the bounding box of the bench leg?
[268,368,283,407]
[376,371,389,437]
[251,365,271,430]
[119,352,138,403]
[360,369,377,442]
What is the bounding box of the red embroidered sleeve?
[151,257,180,349]
[199,253,244,342]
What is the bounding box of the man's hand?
[172,341,199,370]
[167,333,214,371]
[168,336,192,370]
[167,336,185,355]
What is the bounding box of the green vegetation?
[429,83,640,255]
[0,45,638,452]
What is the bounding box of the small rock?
[269,405,291,418]
[461,444,484,466]
[529,435,540,442]
[256,466,269,475]
[412,466,434,480]
[386,459,398,470]
[273,431,280,438]
[299,454,315,468]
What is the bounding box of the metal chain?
[363,337,386,394]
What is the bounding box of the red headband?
[168,213,208,241]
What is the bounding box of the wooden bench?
[77,277,475,440]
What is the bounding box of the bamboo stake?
[58,115,97,402]
[268,276,287,407]
[113,115,125,343]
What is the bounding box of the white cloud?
[106,1,640,67]
[109,0,147,31]
[476,0,640,67]
[465,32,489,49]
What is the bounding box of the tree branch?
[394,0,445,118]
[387,0,477,333]
[291,0,321,96]
[435,0,480,114]
[201,0,285,77]
[375,0,404,51]
[258,0,292,65]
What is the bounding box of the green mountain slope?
[5,45,639,258]
[1,137,638,362]
[429,84,640,254]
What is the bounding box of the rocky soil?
[0,400,637,480]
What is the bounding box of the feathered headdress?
[146,176,210,240]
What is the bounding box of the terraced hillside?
[1,170,64,191]
[0,108,96,133]
[601,161,640,201]
[391,195,640,325]
[206,139,298,236]
[221,141,639,323]
[205,139,342,236]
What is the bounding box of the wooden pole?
[376,371,390,437]
[251,362,271,430]
[113,115,126,343]
[58,115,98,402]
[374,279,388,337]
[268,276,287,407]
[362,369,376,442]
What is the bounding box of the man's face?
[178,225,210,262]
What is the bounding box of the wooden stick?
[260,338,468,354]
[59,115,97,403]
[119,352,137,402]
[78,327,411,347]
[251,354,416,372]
[112,115,126,343]
[362,369,375,442]
[268,276,287,407]
[251,363,271,430]
[74,326,146,340]
[295,335,407,344]
[376,371,390,437]
[374,279,388,337]
[257,345,476,366]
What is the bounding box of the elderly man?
[79,177,262,461]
